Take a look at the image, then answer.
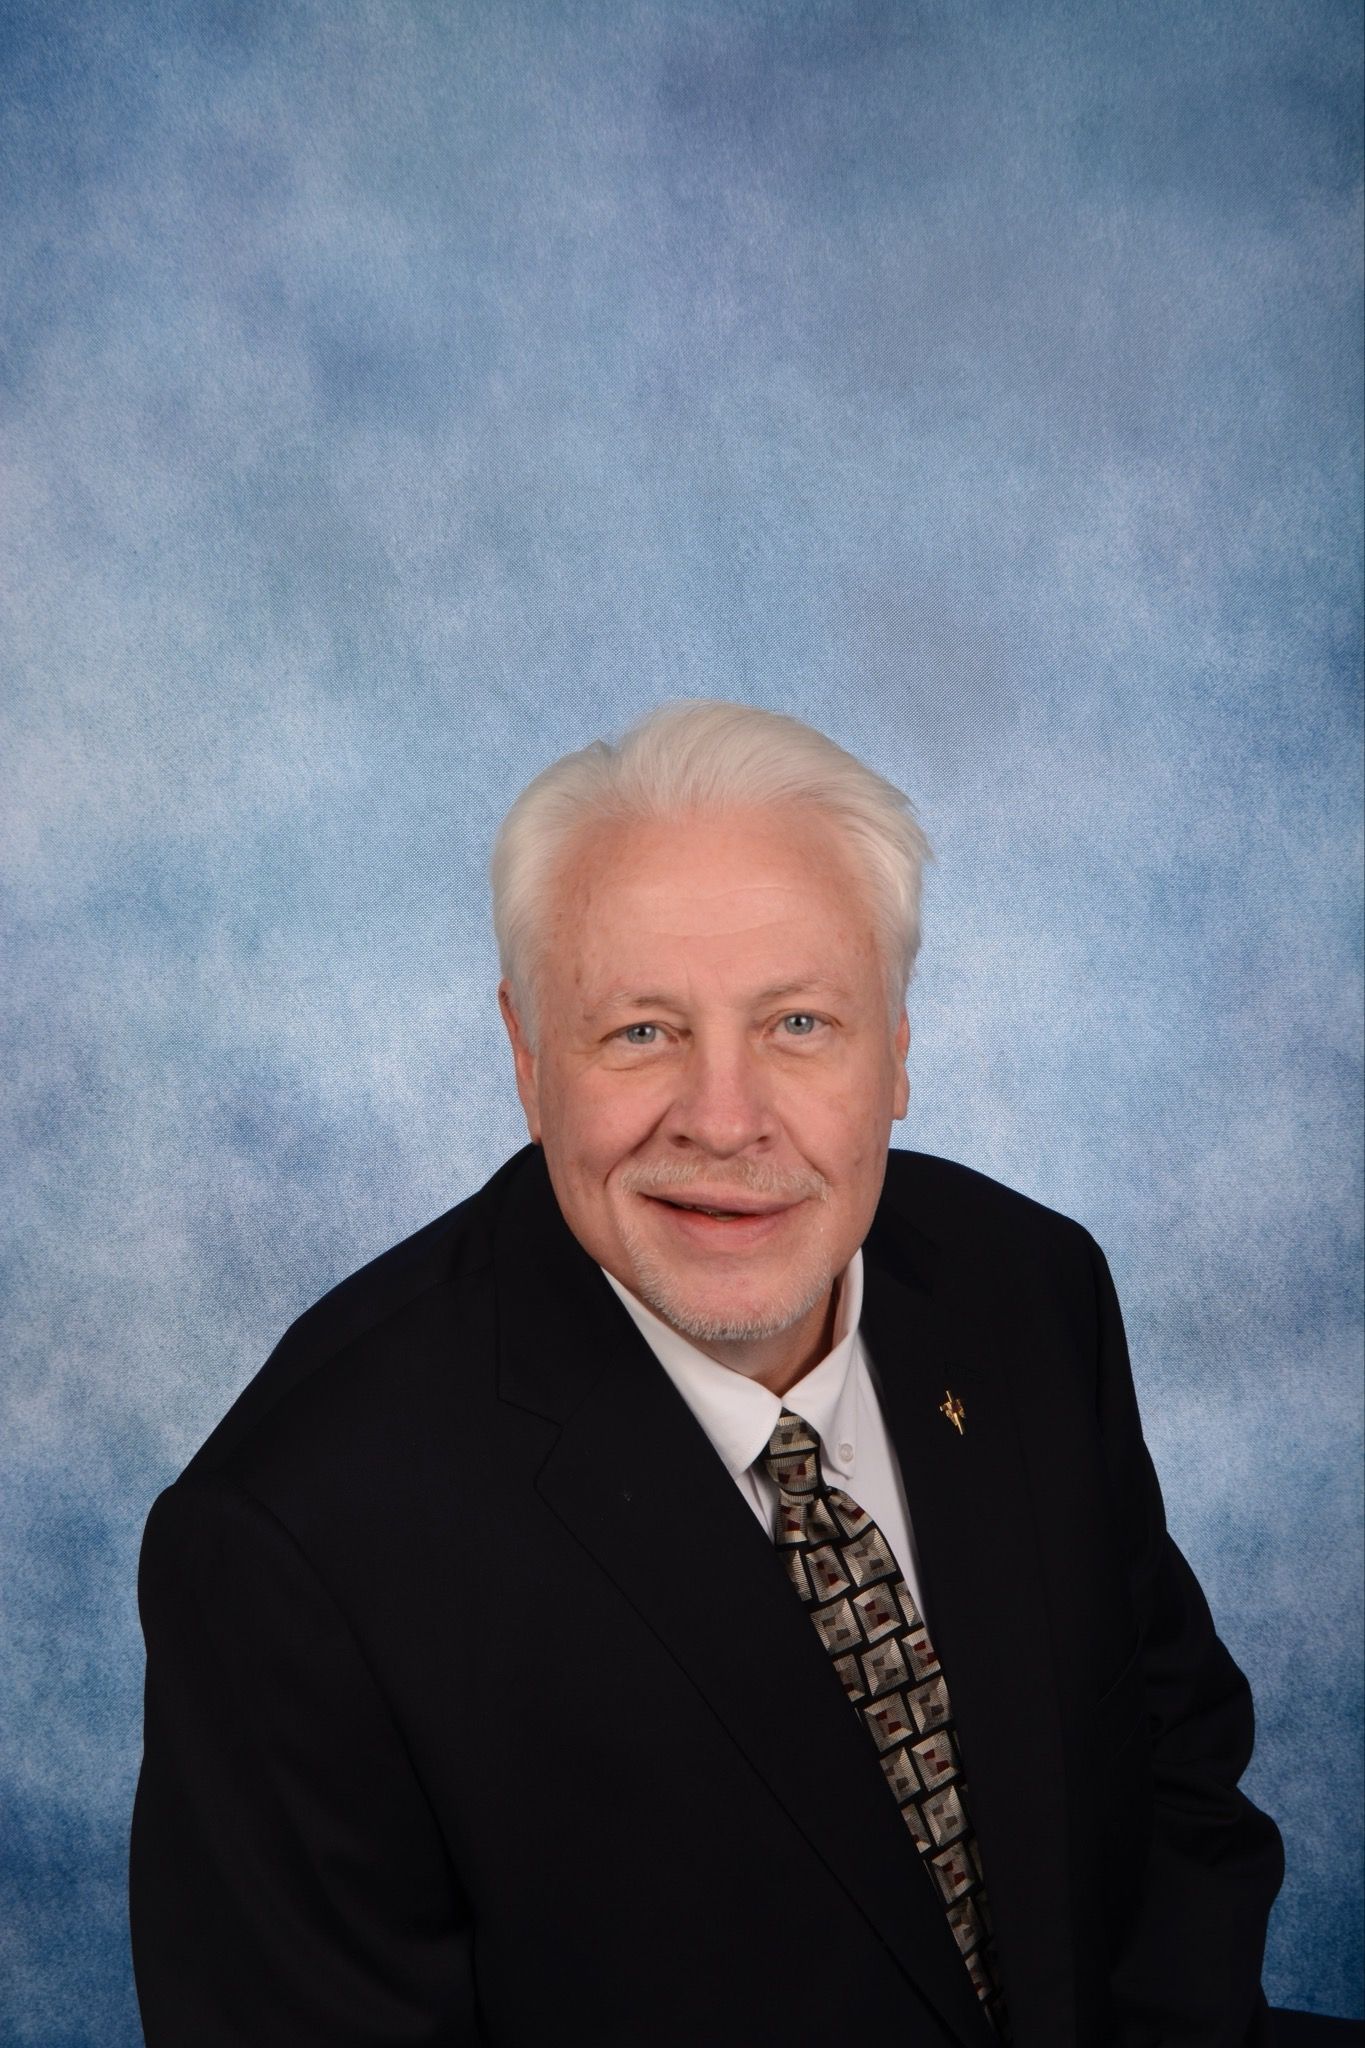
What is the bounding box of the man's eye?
[781,1014,819,1036]
[621,1023,659,1045]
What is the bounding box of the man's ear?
[498,980,542,1143]
[892,1007,910,1121]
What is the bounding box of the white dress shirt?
[603,1252,929,1624]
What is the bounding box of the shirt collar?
[603,1252,866,1483]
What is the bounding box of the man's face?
[500,804,910,1389]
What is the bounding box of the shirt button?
[838,1442,854,1463]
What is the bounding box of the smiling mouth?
[649,1196,789,1221]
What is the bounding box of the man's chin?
[624,1254,833,1350]
[652,1300,803,1345]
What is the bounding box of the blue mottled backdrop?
[2,1,1361,2037]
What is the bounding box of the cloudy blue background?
[2,0,1361,2037]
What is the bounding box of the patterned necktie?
[764,1410,1008,2034]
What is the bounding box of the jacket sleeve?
[1088,1239,1285,2047]
[130,1474,485,2046]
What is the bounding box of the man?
[131,701,1282,2045]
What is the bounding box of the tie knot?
[764,1410,824,1499]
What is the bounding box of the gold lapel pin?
[939,1388,966,1436]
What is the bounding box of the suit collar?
[490,1145,623,1422]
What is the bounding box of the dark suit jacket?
[130,1145,1282,2046]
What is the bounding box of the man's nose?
[662,1034,775,1157]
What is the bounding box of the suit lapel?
[494,1155,996,2047]
[861,1241,1079,2045]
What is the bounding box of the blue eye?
[782,1014,818,1036]
[622,1023,658,1045]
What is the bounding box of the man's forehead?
[562,807,860,908]
[542,806,886,1005]
[571,871,839,938]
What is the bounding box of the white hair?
[492,700,932,1034]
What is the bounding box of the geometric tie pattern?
[764,1411,1009,2036]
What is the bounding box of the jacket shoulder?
[876,1148,1096,1260]
[178,1146,537,1482]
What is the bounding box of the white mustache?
[618,1159,829,1204]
